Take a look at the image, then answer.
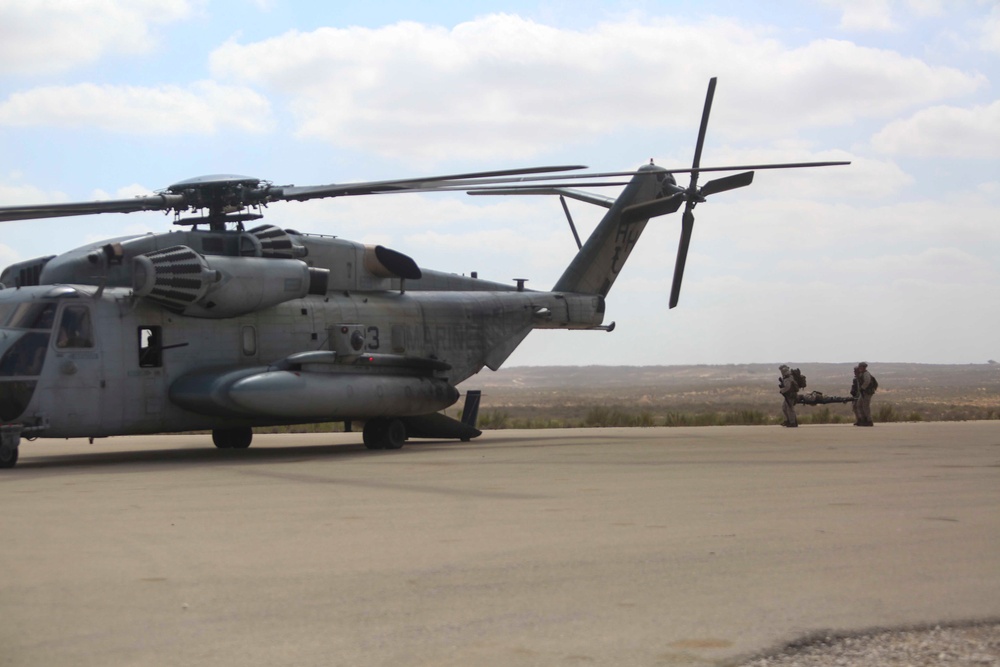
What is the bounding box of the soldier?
[778,364,799,427]
[850,365,862,425]
[854,362,876,426]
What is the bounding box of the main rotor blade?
[0,194,186,223]
[448,181,631,192]
[699,171,754,197]
[276,165,588,201]
[466,187,618,209]
[345,160,849,192]
[669,210,696,309]
[672,160,850,174]
[455,160,851,180]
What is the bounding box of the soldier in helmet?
[850,365,862,424]
[854,362,875,426]
[778,364,799,427]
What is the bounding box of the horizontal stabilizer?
[400,413,482,441]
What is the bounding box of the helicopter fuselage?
[0,258,604,440]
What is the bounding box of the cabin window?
[139,326,163,368]
[56,305,93,348]
[241,326,257,356]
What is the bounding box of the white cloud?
[688,147,908,200]
[0,182,66,206]
[90,184,156,200]
[820,0,943,31]
[0,0,193,75]
[822,0,897,31]
[208,15,984,163]
[905,0,944,18]
[0,82,273,135]
[980,5,1000,54]
[871,100,1000,157]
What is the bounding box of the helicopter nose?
[0,331,47,421]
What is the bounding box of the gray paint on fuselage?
[21,285,587,438]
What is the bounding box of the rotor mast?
[166,175,270,231]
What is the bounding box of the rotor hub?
[164,175,272,230]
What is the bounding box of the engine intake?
[133,245,329,317]
[132,246,216,311]
[248,224,307,259]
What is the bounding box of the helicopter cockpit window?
[5,302,57,330]
[0,332,50,376]
[0,304,16,326]
[56,305,94,349]
[138,326,163,368]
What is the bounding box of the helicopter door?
[129,319,168,431]
[49,303,103,433]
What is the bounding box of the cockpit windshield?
[0,302,57,330]
[0,333,49,376]
[0,298,80,422]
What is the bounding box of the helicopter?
[0,78,847,468]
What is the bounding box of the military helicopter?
[0,78,846,468]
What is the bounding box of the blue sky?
[0,0,997,366]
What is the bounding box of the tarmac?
[1,422,998,666]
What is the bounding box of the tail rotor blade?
[620,192,684,223]
[670,77,715,309]
[669,210,696,309]
[689,77,717,191]
[700,171,754,197]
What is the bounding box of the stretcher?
[797,391,854,405]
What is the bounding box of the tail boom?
[552,164,675,296]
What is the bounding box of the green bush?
[584,406,655,427]
[478,410,511,430]
[723,409,769,425]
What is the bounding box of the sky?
[0,0,997,368]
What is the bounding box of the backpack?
[868,374,878,394]
[791,368,807,389]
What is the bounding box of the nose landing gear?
[0,425,22,469]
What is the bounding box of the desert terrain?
[469,362,1000,427]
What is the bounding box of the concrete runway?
[1,422,998,666]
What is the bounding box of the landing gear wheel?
[213,428,253,449]
[231,427,252,449]
[362,419,406,450]
[384,419,407,450]
[0,444,18,469]
[363,419,387,450]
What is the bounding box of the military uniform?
[778,365,799,427]
[854,362,874,426]
[851,365,862,424]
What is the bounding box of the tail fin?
[497,79,848,304]
[460,390,482,428]
[552,164,676,296]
